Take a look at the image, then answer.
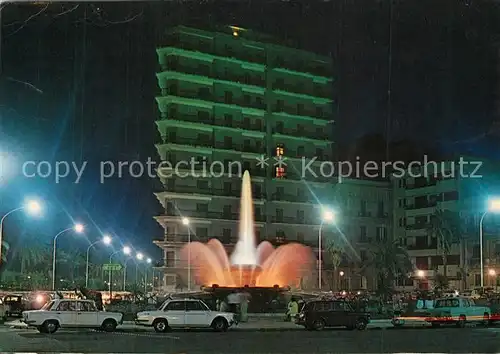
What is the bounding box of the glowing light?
[322,210,335,222]
[182,217,189,226]
[102,235,112,245]
[25,200,42,215]
[488,199,500,212]
[233,31,238,37]
[35,294,45,303]
[147,258,152,264]
[416,270,425,277]
[123,246,131,255]
[74,224,84,233]
[136,253,143,260]
[489,269,496,276]
[339,271,344,276]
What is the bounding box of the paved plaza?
[0,321,499,353]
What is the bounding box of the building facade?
[152,26,335,292]
[392,157,500,291]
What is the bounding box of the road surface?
[0,325,499,352]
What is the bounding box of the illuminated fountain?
[180,171,314,288]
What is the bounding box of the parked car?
[3,295,25,317]
[425,297,491,328]
[135,298,235,332]
[0,298,7,323]
[295,299,370,330]
[22,299,123,334]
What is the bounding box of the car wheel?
[36,325,47,333]
[313,319,325,331]
[483,313,490,327]
[456,315,466,328]
[101,319,117,332]
[153,319,169,333]
[43,320,59,334]
[355,318,368,330]
[212,317,228,332]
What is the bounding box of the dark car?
[3,295,25,317]
[295,299,370,331]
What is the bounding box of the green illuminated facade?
[152,25,335,291]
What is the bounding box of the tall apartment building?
[392,157,500,291]
[332,179,392,291]
[152,26,335,292]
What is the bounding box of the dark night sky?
[0,0,499,261]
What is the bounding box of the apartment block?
[152,25,335,292]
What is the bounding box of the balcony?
[160,136,265,154]
[284,151,331,162]
[160,63,266,89]
[272,83,331,100]
[270,193,312,203]
[160,89,266,113]
[273,105,329,121]
[271,216,315,225]
[274,171,333,184]
[160,113,265,133]
[405,223,428,230]
[214,141,265,154]
[272,128,331,142]
[159,37,267,67]
[162,209,267,222]
[272,59,332,79]
[163,185,266,199]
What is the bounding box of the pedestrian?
[285,297,299,322]
[227,291,239,314]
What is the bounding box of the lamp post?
[318,210,335,290]
[0,200,41,263]
[479,198,500,288]
[144,258,152,293]
[85,235,111,288]
[109,246,131,298]
[123,254,135,292]
[135,253,143,289]
[182,217,191,291]
[52,223,84,290]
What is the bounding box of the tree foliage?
[364,240,413,298]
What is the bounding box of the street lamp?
[52,223,84,290]
[108,246,130,298]
[0,200,42,262]
[319,209,335,290]
[85,235,112,288]
[479,198,500,287]
[144,258,152,293]
[135,252,144,287]
[182,217,191,291]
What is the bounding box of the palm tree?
[364,240,413,298]
[324,240,343,290]
[427,209,461,279]
[1,240,9,263]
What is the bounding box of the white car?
[135,298,235,332]
[426,297,491,327]
[22,299,123,334]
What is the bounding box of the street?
[1,325,500,353]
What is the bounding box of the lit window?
[276,145,284,157]
[276,167,286,178]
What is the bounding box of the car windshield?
[41,301,55,311]
[435,299,460,308]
